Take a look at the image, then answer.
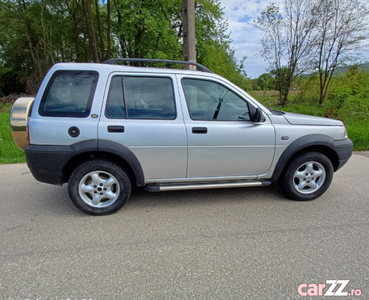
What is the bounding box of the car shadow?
[37,181,288,216]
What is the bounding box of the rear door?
[98,72,187,182]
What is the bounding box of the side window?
[106,76,125,119]
[182,78,250,121]
[39,70,98,118]
[124,77,176,119]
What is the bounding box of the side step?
[145,180,272,192]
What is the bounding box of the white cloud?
[219,0,284,78]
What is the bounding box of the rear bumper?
[25,145,78,185]
[331,139,353,171]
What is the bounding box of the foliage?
[270,67,291,105]
[112,0,182,60]
[0,0,250,95]
[295,75,326,104]
[256,73,275,91]
[295,65,369,118]
[313,0,369,105]
[326,69,369,119]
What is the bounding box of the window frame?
[39,70,99,118]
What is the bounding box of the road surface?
[1,153,368,299]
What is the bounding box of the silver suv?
[10,59,353,215]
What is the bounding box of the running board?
[145,180,272,192]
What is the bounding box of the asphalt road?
[1,153,368,300]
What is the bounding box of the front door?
[178,76,275,179]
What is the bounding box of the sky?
[219,0,369,79]
[219,0,284,79]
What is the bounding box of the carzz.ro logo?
[298,280,362,297]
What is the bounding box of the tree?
[106,0,111,60]
[255,0,369,106]
[270,67,290,102]
[111,0,182,61]
[0,0,250,95]
[254,0,317,106]
[312,0,369,105]
[257,73,275,96]
[0,0,63,93]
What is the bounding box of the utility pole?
[182,0,196,70]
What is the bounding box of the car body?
[10,59,353,215]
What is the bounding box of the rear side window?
[105,76,176,120]
[39,70,98,117]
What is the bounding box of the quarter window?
[106,76,125,119]
[182,78,250,121]
[39,70,98,118]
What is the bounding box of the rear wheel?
[279,152,334,201]
[68,160,131,215]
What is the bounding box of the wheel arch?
[272,134,340,181]
[62,140,145,187]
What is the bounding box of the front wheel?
[278,152,334,201]
[68,160,131,215]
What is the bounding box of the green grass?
[0,103,26,164]
[344,114,369,151]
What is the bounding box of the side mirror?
[252,107,263,123]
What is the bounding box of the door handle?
[108,125,125,133]
[192,127,208,134]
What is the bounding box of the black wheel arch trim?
[272,134,353,181]
[98,139,145,186]
[25,139,145,186]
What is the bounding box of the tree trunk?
[106,0,111,60]
[94,0,104,61]
[319,78,325,106]
[82,0,99,62]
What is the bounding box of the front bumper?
[331,139,353,171]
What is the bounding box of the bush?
[0,67,26,96]
[326,86,352,118]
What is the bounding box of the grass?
[0,92,368,164]
[0,103,26,164]
[253,91,369,151]
[344,114,369,151]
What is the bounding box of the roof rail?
[103,58,212,73]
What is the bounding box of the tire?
[278,151,334,201]
[68,160,131,215]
